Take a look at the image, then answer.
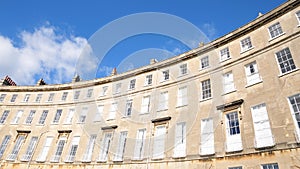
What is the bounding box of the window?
[228,167,242,169]
[53,109,62,124]
[94,105,103,122]
[268,22,283,39]
[11,110,23,124]
[179,63,187,76]
[100,86,108,96]
[225,112,243,152]
[36,136,53,162]
[276,48,296,74]
[129,79,136,90]
[78,107,88,123]
[10,94,18,102]
[220,47,230,61]
[65,136,80,162]
[133,129,146,160]
[0,135,11,159]
[223,72,235,93]
[201,79,212,100]
[245,61,261,85]
[200,118,215,155]
[0,110,10,124]
[47,93,55,102]
[153,126,166,159]
[261,163,279,169]
[61,92,68,101]
[240,37,253,52]
[158,91,168,111]
[125,100,133,117]
[251,103,274,148]
[200,56,209,69]
[145,75,153,86]
[38,110,48,125]
[7,135,25,161]
[25,110,35,124]
[297,11,300,24]
[115,83,122,94]
[108,103,117,120]
[288,94,300,142]
[23,94,30,102]
[173,122,186,158]
[177,86,187,107]
[64,109,74,124]
[86,89,93,98]
[162,70,169,81]
[35,94,42,102]
[141,96,150,114]
[114,131,128,161]
[21,136,38,161]
[51,136,67,162]
[98,133,112,162]
[82,135,96,162]
[0,94,6,102]
[74,91,80,100]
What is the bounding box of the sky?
[0,0,287,85]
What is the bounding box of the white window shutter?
[173,122,186,157]
[133,129,146,160]
[114,132,127,161]
[153,126,166,159]
[108,103,117,120]
[141,96,150,114]
[98,133,112,162]
[37,137,53,162]
[200,118,215,155]
[251,103,274,148]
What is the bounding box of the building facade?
[1,1,300,168]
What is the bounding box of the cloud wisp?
[0,24,88,85]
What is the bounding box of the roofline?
[1,0,298,92]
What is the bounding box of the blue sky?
[0,0,287,85]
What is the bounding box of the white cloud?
[202,23,217,41]
[0,24,90,85]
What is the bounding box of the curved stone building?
[1,0,300,168]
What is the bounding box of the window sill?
[76,122,86,124]
[51,123,59,125]
[144,84,152,87]
[219,57,231,63]
[140,112,150,115]
[199,152,215,157]
[178,73,188,78]
[200,97,212,102]
[199,66,210,71]
[245,80,263,88]
[157,108,168,112]
[160,79,169,83]
[176,104,187,108]
[172,155,186,159]
[121,116,131,119]
[128,88,135,91]
[278,68,299,77]
[268,32,285,42]
[222,89,237,96]
[240,47,254,54]
[36,124,45,126]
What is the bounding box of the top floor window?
[61,92,68,101]
[240,37,253,52]
[115,83,122,94]
[179,63,187,76]
[200,56,209,69]
[101,86,108,96]
[0,94,6,102]
[48,93,55,102]
[145,75,152,86]
[129,79,136,90]
[261,163,279,169]
[296,11,300,24]
[35,94,42,102]
[276,48,296,74]
[220,47,230,61]
[23,94,30,102]
[86,89,93,98]
[162,70,169,81]
[268,22,283,39]
[10,94,18,102]
[74,91,80,100]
